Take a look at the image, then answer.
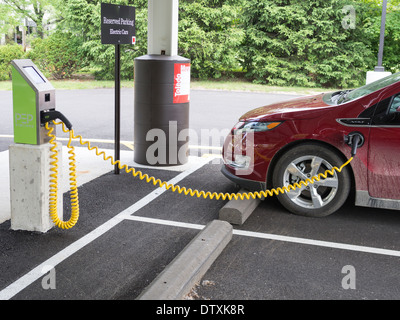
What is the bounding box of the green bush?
[240,0,375,88]
[0,44,25,80]
[51,0,399,87]
[363,9,400,73]
[28,32,84,79]
[81,40,139,81]
[178,0,244,79]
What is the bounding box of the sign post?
[114,43,121,175]
[101,2,135,174]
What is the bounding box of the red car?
[222,72,400,217]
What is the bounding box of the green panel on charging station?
[11,59,56,145]
[12,66,37,145]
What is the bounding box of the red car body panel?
[368,126,400,199]
[223,78,400,205]
[241,94,334,121]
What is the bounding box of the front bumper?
[221,165,266,191]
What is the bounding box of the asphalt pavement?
[1,88,399,303]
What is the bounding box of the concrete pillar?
[147,0,179,56]
[134,0,190,166]
[9,143,63,233]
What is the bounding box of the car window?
[389,94,400,114]
[342,72,400,104]
[372,93,400,126]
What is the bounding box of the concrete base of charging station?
[138,220,232,300]
[9,143,62,233]
[219,189,261,225]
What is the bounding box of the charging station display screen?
[23,66,45,84]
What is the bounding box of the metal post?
[376,0,388,72]
[114,44,121,174]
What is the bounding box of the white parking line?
[123,215,400,258]
[233,229,400,258]
[124,215,205,231]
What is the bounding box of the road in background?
[0,88,301,151]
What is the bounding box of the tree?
[58,0,246,80]
[56,0,148,80]
[28,31,83,79]
[178,0,245,79]
[6,0,397,85]
[0,0,57,38]
[240,0,376,88]
[361,0,400,72]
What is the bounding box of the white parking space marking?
[124,215,205,230]
[233,229,400,258]
[123,216,400,258]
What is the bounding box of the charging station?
[11,59,56,145]
[9,59,63,232]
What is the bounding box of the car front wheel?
[272,143,351,217]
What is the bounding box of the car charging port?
[344,132,364,157]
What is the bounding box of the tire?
[272,143,351,217]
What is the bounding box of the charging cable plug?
[344,132,364,157]
[41,110,73,131]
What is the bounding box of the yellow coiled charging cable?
[46,122,79,229]
[46,120,353,229]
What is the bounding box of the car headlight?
[224,121,282,172]
[234,121,282,135]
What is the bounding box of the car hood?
[240,94,335,122]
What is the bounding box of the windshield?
[339,72,400,104]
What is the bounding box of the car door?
[368,93,400,199]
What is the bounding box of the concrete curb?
[219,189,261,225]
[137,220,232,300]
